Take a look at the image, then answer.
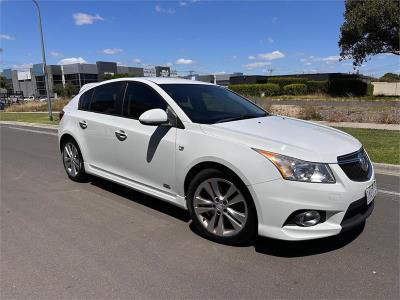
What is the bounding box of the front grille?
[337,148,372,182]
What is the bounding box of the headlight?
[254,149,335,183]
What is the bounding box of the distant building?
[1,61,171,98]
[194,73,244,86]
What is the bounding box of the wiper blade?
[214,114,264,124]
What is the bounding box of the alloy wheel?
[193,178,248,237]
[63,142,81,177]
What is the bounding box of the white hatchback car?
[58,78,376,244]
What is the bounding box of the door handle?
[115,130,127,141]
[79,120,87,129]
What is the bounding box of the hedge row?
[229,83,281,96]
[229,79,373,96]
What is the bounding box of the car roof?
[79,77,215,93]
[144,77,215,85]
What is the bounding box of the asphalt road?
[1,124,399,299]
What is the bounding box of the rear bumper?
[248,164,375,241]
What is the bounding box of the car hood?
[201,115,361,163]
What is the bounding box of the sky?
[1,0,399,78]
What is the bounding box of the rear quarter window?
[78,88,94,111]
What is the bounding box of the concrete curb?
[0,121,58,130]
[1,121,398,176]
[315,121,400,131]
[373,163,400,176]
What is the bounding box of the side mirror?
[139,109,169,126]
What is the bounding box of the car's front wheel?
[187,169,257,245]
[62,138,87,182]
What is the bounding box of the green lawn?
[0,112,59,125]
[1,112,398,164]
[337,127,400,165]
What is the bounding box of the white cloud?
[248,51,285,61]
[102,48,123,55]
[133,58,142,64]
[257,51,285,60]
[244,62,271,70]
[73,13,104,26]
[50,51,63,57]
[176,58,194,65]
[267,37,274,43]
[322,55,340,64]
[179,0,199,6]
[304,62,312,66]
[155,5,176,14]
[58,57,87,65]
[11,63,33,71]
[0,33,15,40]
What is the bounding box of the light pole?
[32,0,52,121]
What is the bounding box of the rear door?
[76,81,127,175]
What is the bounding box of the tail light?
[59,109,65,120]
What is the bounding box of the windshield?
[159,84,267,124]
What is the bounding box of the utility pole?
[32,0,53,121]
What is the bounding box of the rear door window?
[90,82,126,115]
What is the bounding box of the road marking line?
[378,189,400,197]
[6,126,58,136]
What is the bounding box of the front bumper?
[249,164,375,241]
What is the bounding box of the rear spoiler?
[79,82,99,94]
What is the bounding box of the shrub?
[367,84,374,96]
[267,77,308,87]
[229,83,281,97]
[258,83,281,96]
[302,105,322,120]
[283,84,307,95]
[306,80,329,94]
[328,79,369,96]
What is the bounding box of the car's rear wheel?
[62,138,87,182]
[187,169,257,245]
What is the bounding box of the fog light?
[293,210,321,227]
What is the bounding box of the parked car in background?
[58,78,376,245]
[23,96,36,101]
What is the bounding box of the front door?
[114,81,177,195]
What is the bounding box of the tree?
[64,83,78,97]
[53,84,65,97]
[100,73,134,81]
[0,75,11,90]
[339,0,400,66]
[379,72,400,82]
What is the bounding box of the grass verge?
[0,112,59,125]
[4,98,70,112]
[336,127,400,165]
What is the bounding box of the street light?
[32,0,53,121]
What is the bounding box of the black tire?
[61,138,87,182]
[187,168,257,245]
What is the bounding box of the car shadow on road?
[89,176,190,223]
[252,223,365,257]
[88,176,364,257]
